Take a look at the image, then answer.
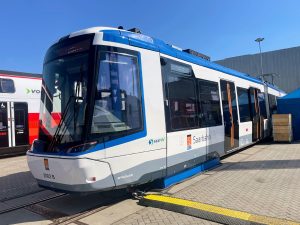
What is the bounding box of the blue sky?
[1,0,300,74]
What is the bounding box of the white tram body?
[27,27,285,192]
[0,71,41,156]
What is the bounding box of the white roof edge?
[69,26,120,38]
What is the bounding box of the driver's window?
[91,51,143,136]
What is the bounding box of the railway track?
[46,195,129,225]
[0,189,130,225]
[0,192,67,215]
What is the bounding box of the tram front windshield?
[39,36,92,146]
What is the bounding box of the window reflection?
[91,52,142,135]
[198,79,222,127]
[237,87,251,122]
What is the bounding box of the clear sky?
[1,0,300,74]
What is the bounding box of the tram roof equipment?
[67,27,282,92]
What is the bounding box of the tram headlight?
[66,141,98,154]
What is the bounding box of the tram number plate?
[43,173,55,180]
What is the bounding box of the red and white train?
[0,70,41,156]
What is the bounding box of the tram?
[0,70,41,156]
[27,27,284,193]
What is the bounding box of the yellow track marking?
[144,194,300,225]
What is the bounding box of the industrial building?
[215,46,300,93]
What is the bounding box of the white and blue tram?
[27,27,285,192]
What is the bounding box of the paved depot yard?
[0,156,43,201]
[0,142,300,224]
[113,143,300,225]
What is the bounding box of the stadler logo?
[149,137,165,145]
[26,88,41,94]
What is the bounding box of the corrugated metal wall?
[215,46,300,93]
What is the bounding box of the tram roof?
[68,27,282,92]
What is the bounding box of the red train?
[0,70,42,156]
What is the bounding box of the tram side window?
[237,87,251,122]
[268,94,277,114]
[168,76,198,130]
[258,92,267,118]
[0,78,15,93]
[161,57,198,131]
[91,52,143,137]
[198,79,222,127]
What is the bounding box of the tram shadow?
[0,171,130,225]
[0,171,42,202]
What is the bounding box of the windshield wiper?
[47,65,85,152]
[47,95,76,152]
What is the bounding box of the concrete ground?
[0,155,43,201]
[0,142,300,225]
[113,143,300,225]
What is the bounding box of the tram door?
[14,103,29,146]
[220,80,239,152]
[250,88,261,141]
[0,102,29,149]
[0,102,9,148]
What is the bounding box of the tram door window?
[220,80,239,152]
[161,57,198,131]
[258,92,267,119]
[268,94,277,114]
[198,79,222,127]
[0,102,9,148]
[237,87,251,123]
[14,103,29,146]
[250,88,261,141]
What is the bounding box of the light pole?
[255,37,264,77]
[255,37,271,133]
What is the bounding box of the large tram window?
[91,52,142,136]
[198,79,222,127]
[221,82,239,125]
[258,92,267,118]
[161,57,198,131]
[167,77,198,130]
[0,78,15,93]
[237,87,251,122]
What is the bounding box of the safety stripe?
[142,194,300,225]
